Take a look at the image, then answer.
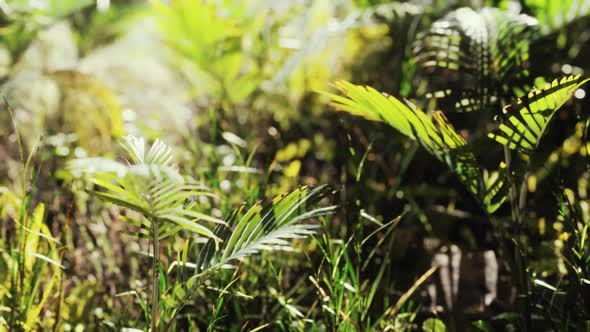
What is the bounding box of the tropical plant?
[151,0,263,142]
[322,81,509,214]
[325,70,588,330]
[156,184,335,329]
[413,6,539,112]
[5,0,590,330]
[69,135,336,330]
[69,135,222,331]
[195,185,336,275]
[489,75,590,154]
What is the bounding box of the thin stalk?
[151,219,160,332]
[4,95,26,330]
[503,146,531,331]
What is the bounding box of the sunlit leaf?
[68,135,221,242]
[414,7,538,112]
[489,75,590,153]
[324,81,507,212]
[196,185,337,274]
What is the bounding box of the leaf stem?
[503,146,531,331]
[152,219,160,332]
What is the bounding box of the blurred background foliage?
[1,0,590,331]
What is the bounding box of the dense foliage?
[1,0,590,331]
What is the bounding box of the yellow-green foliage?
[151,0,260,103]
[0,191,63,331]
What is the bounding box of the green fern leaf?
[323,81,507,213]
[414,7,538,112]
[196,185,337,274]
[489,75,590,153]
[68,135,223,242]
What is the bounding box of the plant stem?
[503,146,531,331]
[152,219,160,332]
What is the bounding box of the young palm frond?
[322,82,507,213]
[489,75,590,154]
[68,135,223,241]
[195,185,337,274]
[414,7,538,112]
[68,135,223,330]
[162,185,335,329]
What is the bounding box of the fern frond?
[482,167,509,213]
[323,82,507,212]
[196,185,337,274]
[414,7,538,112]
[489,75,590,153]
[120,135,175,167]
[68,135,223,242]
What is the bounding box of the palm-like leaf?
[69,135,225,330]
[525,0,590,34]
[414,7,538,112]
[323,81,507,213]
[196,185,337,274]
[489,75,590,153]
[68,135,223,241]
